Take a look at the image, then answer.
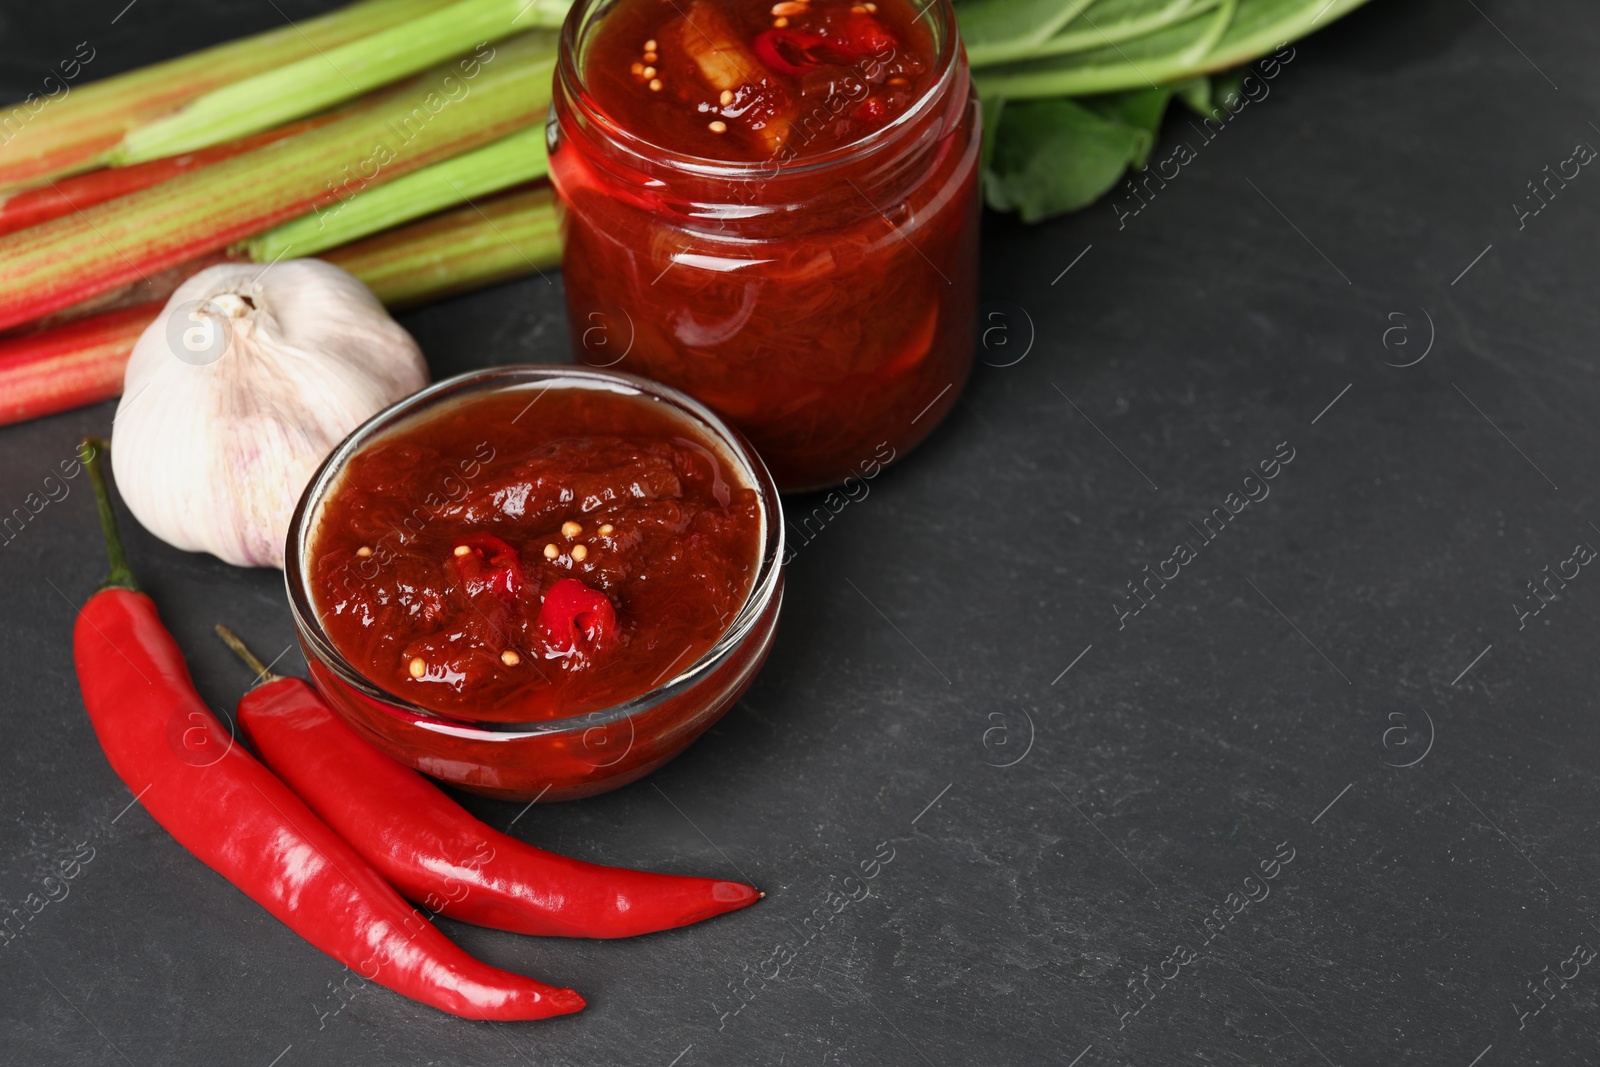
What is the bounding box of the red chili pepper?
[70,440,582,1022]
[853,97,888,124]
[221,638,761,939]
[452,533,524,601]
[839,13,897,56]
[537,578,617,656]
[752,29,834,75]
[752,16,897,76]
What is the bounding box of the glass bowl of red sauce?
[548,0,980,491]
[285,365,784,801]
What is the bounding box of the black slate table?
[4,2,1599,1064]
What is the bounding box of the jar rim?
[283,364,786,739]
[553,0,962,182]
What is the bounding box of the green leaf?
[959,0,1100,66]
[966,0,1379,224]
[1170,75,1214,115]
[970,0,1372,99]
[1207,67,1247,108]
[980,0,1218,65]
[984,97,1153,222]
[973,3,1229,99]
[1080,85,1173,166]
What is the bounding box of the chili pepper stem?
[214,624,283,684]
[79,437,138,593]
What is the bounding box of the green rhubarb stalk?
[0,0,456,192]
[244,125,548,262]
[0,32,558,334]
[323,184,561,308]
[118,0,574,163]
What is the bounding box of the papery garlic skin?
[113,260,428,568]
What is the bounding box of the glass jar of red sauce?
[548,0,980,491]
[286,366,785,801]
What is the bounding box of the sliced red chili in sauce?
[536,577,619,658]
[452,533,525,602]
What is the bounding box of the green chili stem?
[214,625,282,683]
[79,437,137,593]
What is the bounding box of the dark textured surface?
[3,1,1599,1064]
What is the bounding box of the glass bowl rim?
[283,363,786,740]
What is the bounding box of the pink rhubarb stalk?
[0,183,561,426]
[0,117,334,238]
[0,302,162,424]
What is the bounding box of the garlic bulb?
[113,260,428,568]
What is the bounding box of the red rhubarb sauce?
[550,0,980,490]
[581,0,937,162]
[309,384,762,724]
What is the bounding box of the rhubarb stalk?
[0,0,457,192]
[0,185,561,426]
[119,0,573,163]
[244,126,548,262]
[0,302,163,424]
[0,117,334,238]
[0,32,558,334]
[323,185,561,307]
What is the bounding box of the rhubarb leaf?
[983,96,1154,222]
[960,0,1100,66]
[1080,85,1174,168]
